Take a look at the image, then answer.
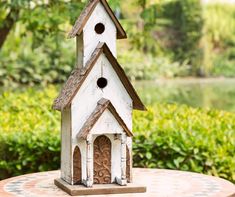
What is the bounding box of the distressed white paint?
[119,133,127,185]
[61,109,72,184]
[83,2,117,66]
[86,135,93,187]
[60,1,136,187]
[71,53,133,140]
[111,134,122,182]
[90,109,124,135]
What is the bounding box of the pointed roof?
[53,42,146,111]
[77,98,133,139]
[68,0,127,39]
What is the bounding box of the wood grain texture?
[54,178,146,196]
[73,146,82,185]
[52,42,146,111]
[68,0,127,39]
[93,135,111,184]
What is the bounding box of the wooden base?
[54,178,146,196]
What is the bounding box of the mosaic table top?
[0,168,234,197]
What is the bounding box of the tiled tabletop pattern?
[0,168,234,197]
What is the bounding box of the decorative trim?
[93,135,112,184]
[85,137,93,187]
[120,133,127,185]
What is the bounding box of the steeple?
[68,0,127,68]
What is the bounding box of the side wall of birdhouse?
[61,109,72,184]
[82,2,117,66]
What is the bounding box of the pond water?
[135,78,235,112]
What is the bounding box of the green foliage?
[0,0,235,84]
[0,86,234,183]
[0,0,85,47]
[212,49,235,77]
[119,50,189,80]
[204,4,235,47]
[203,4,235,76]
[0,35,75,86]
[0,86,60,178]
[133,104,235,183]
[0,131,60,179]
[161,0,204,74]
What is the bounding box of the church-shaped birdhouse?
[53,0,146,195]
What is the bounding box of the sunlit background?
[0,0,234,183]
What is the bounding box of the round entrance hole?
[97,77,108,89]
[95,23,105,34]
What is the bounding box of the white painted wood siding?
[61,110,72,184]
[90,109,123,135]
[83,2,117,66]
[71,53,133,139]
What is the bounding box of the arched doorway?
[93,135,111,184]
[126,146,131,182]
[73,146,81,185]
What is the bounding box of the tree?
[0,0,87,51]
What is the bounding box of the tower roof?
[68,0,127,39]
[77,98,133,139]
[52,42,146,111]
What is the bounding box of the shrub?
[0,86,60,178]
[0,86,234,183]
[133,104,235,182]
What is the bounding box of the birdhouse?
[53,0,146,195]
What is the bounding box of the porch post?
[116,133,127,186]
[85,134,93,187]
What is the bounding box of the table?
[0,168,234,197]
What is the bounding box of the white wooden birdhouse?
[53,0,146,195]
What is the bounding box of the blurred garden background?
[0,0,235,183]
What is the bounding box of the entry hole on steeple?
[97,77,108,89]
[95,23,105,34]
